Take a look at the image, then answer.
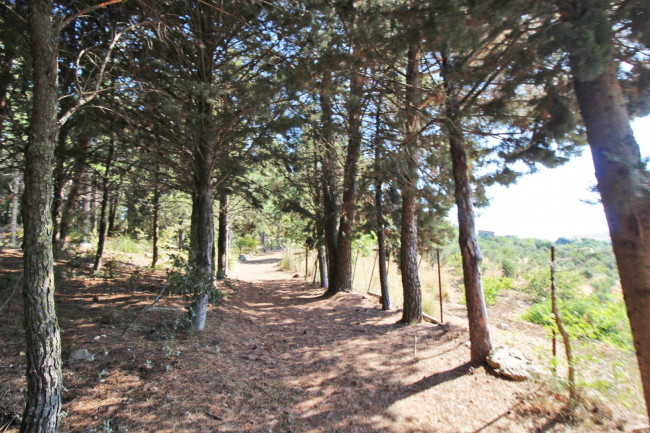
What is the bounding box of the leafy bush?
[236,235,258,254]
[522,295,633,351]
[460,276,513,307]
[524,267,584,303]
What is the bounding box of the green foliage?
[524,267,585,303]
[236,235,258,254]
[106,236,149,255]
[501,258,517,278]
[523,294,633,351]
[460,276,513,307]
[352,233,376,258]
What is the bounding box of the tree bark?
[107,188,119,236]
[318,73,340,293]
[217,193,229,280]
[446,105,492,364]
[327,38,364,295]
[93,140,115,274]
[82,172,92,244]
[400,37,423,324]
[50,127,69,245]
[151,180,160,268]
[56,134,90,253]
[21,1,62,431]
[572,62,650,413]
[189,180,215,331]
[373,101,391,311]
[10,169,20,246]
[318,245,328,288]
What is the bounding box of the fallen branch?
[0,272,23,314]
[121,266,176,338]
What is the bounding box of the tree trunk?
[373,100,391,311]
[318,73,340,293]
[400,37,423,324]
[21,1,62,431]
[217,193,229,280]
[82,172,92,244]
[56,134,90,253]
[10,169,20,246]
[107,189,119,235]
[318,245,328,288]
[93,140,115,274]
[446,105,492,364]
[50,127,69,245]
[328,43,364,295]
[151,180,160,268]
[572,62,650,413]
[189,183,215,331]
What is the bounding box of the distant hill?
[568,232,611,243]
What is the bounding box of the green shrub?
[501,258,517,278]
[460,276,513,307]
[524,267,584,303]
[522,295,633,351]
[236,235,258,254]
[106,236,149,254]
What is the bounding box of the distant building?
[478,230,495,238]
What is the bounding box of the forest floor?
[0,249,647,432]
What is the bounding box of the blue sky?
[471,116,650,241]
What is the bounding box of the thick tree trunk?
[56,135,90,253]
[151,181,160,268]
[400,37,423,324]
[82,172,92,244]
[10,169,20,246]
[21,1,62,431]
[572,62,650,413]
[318,74,340,293]
[328,46,364,295]
[189,182,215,331]
[217,194,229,280]
[93,141,115,274]
[446,106,492,364]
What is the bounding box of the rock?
[93,336,101,341]
[487,347,532,381]
[497,323,511,331]
[69,349,94,362]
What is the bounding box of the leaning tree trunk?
[446,104,492,364]
[56,135,90,253]
[93,140,115,274]
[572,61,650,414]
[399,37,423,324]
[10,169,20,246]
[216,193,229,280]
[21,1,62,431]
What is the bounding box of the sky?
[467,116,650,241]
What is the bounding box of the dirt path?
[0,250,639,432]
